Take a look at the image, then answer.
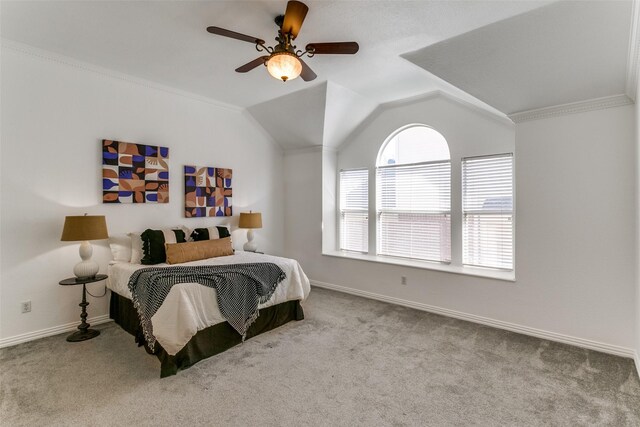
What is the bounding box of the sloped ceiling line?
[249,83,516,153]
[322,81,377,149]
[334,89,516,153]
[246,82,328,151]
[0,38,242,113]
[1,0,552,109]
[625,0,640,100]
[402,1,632,115]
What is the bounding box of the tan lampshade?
[238,212,262,229]
[60,215,109,242]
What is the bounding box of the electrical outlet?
[21,301,31,313]
[401,276,407,285]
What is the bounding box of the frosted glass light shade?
[267,52,302,82]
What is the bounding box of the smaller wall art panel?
[102,140,169,203]
[184,165,232,217]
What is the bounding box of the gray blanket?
[127,263,286,351]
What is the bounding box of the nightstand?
[59,274,107,342]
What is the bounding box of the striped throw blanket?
[128,263,286,351]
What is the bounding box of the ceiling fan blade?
[235,56,270,73]
[206,26,265,45]
[306,42,359,55]
[281,1,308,39]
[298,58,317,82]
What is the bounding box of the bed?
[107,251,311,377]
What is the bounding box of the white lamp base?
[243,229,258,252]
[73,241,99,279]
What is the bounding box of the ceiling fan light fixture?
[266,51,302,82]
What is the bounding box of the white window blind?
[340,169,369,253]
[462,154,514,270]
[377,161,451,262]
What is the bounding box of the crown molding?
[1,38,243,113]
[626,0,640,100]
[509,94,633,123]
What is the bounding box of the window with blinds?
[339,169,369,253]
[377,161,451,262]
[462,153,514,270]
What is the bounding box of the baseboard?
[0,315,113,348]
[310,280,636,359]
[635,351,640,380]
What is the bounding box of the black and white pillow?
[141,228,187,265]
[191,226,231,242]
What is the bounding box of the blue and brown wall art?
[102,140,169,203]
[184,165,232,217]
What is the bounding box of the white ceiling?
[403,1,633,115]
[248,82,328,149]
[0,0,549,109]
[1,1,634,150]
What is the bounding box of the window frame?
[338,168,369,254]
[375,124,452,264]
[461,153,515,271]
[376,159,452,263]
[329,123,516,282]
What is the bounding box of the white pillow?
[108,234,132,263]
[128,232,144,264]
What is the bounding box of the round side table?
[59,274,108,342]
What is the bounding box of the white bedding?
[107,252,311,355]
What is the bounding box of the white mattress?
[107,252,311,355]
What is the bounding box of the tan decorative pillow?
[165,237,234,264]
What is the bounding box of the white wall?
[284,149,323,268]
[0,45,284,341]
[516,106,635,348]
[285,97,636,352]
[636,81,640,363]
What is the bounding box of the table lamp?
[61,214,109,279]
[239,211,262,252]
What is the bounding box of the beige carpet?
[1,287,639,426]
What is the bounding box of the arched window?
[376,125,451,262]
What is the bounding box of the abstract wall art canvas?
[102,140,169,203]
[184,165,232,217]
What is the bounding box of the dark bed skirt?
[109,292,304,377]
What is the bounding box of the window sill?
[322,251,515,282]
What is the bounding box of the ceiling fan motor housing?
[206,1,357,83]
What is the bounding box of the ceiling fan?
[206,0,359,82]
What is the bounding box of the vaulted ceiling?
[403,1,633,115]
[1,1,636,150]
